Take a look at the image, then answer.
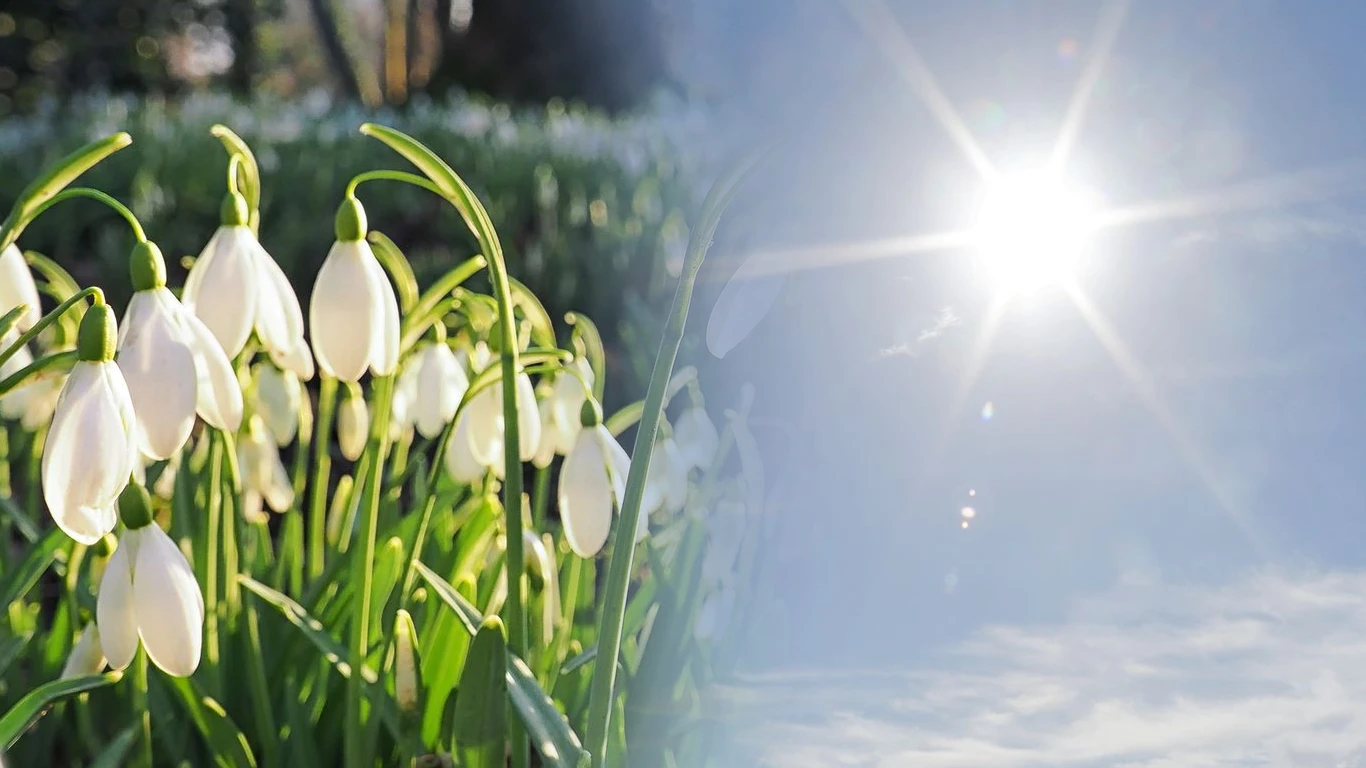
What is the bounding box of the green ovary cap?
[129,241,167,291]
[579,396,603,428]
[335,196,367,241]
[117,482,154,530]
[220,191,250,227]
[76,300,117,362]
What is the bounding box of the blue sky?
[694,1,1366,765]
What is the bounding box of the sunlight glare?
[973,171,1100,295]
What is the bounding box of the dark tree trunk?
[306,0,364,102]
[225,0,256,97]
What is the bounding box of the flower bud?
[338,386,369,461]
[76,300,117,363]
[394,609,421,715]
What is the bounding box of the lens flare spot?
[981,402,994,420]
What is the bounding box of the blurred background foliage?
[0,0,738,405]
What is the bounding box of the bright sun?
[972,171,1100,295]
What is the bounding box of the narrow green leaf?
[366,231,419,315]
[0,494,40,543]
[164,675,258,768]
[453,617,508,768]
[508,277,556,349]
[0,528,67,607]
[0,305,27,342]
[0,132,132,252]
[0,634,30,678]
[0,671,122,751]
[416,561,585,768]
[87,723,140,768]
[238,576,402,735]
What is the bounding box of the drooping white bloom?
[61,624,108,679]
[705,253,787,359]
[97,523,204,677]
[549,359,593,455]
[702,500,747,584]
[394,609,420,715]
[338,387,370,461]
[674,407,720,471]
[644,437,690,515]
[413,341,468,439]
[694,586,736,641]
[309,239,399,382]
[183,225,310,374]
[444,408,486,484]
[118,286,244,459]
[558,423,631,558]
[0,329,36,422]
[0,243,40,331]
[43,315,139,545]
[531,392,558,469]
[253,363,302,446]
[1,364,65,431]
[389,357,420,441]
[467,371,541,466]
[238,415,294,523]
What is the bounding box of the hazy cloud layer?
[719,569,1366,767]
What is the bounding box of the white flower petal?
[62,624,108,679]
[171,292,243,433]
[118,290,198,459]
[269,340,316,381]
[444,410,486,484]
[254,364,301,445]
[705,258,786,359]
[42,362,132,543]
[550,371,589,455]
[96,539,138,671]
[361,251,401,376]
[515,373,540,461]
[184,227,259,358]
[133,525,204,677]
[310,241,379,383]
[415,343,467,439]
[674,408,720,471]
[532,396,558,469]
[250,240,306,357]
[466,384,503,467]
[0,244,40,331]
[559,429,614,558]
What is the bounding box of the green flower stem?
[345,169,443,199]
[544,552,583,691]
[583,157,760,767]
[308,375,339,580]
[131,646,152,768]
[531,465,550,530]
[24,187,147,243]
[0,286,101,375]
[345,374,395,768]
[354,123,532,768]
[209,125,261,232]
[0,349,75,398]
[220,435,242,625]
[203,434,224,698]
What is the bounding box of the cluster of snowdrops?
[0,125,761,767]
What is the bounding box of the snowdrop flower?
[118,241,244,460]
[413,340,468,439]
[444,408,486,484]
[390,358,420,442]
[0,359,65,431]
[531,390,558,469]
[644,436,690,515]
[61,624,108,679]
[466,370,541,466]
[705,253,786,359]
[548,358,592,454]
[0,243,40,331]
[694,585,736,642]
[558,400,631,558]
[309,197,399,382]
[238,415,294,523]
[42,301,138,544]
[98,483,204,677]
[253,363,302,446]
[394,609,420,715]
[337,384,369,461]
[183,191,310,375]
[674,406,720,471]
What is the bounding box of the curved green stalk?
[0,287,102,376]
[209,125,261,232]
[356,121,531,768]
[345,374,395,768]
[583,152,764,767]
[308,376,339,580]
[0,132,132,252]
[24,187,147,243]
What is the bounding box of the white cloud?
[721,569,1366,767]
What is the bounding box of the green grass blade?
[0,671,122,751]
[453,617,508,768]
[0,132,132,252]
[164,676,258,768]
[0,528,66,606]
[416,561,585,768]
[87,723,140,768]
